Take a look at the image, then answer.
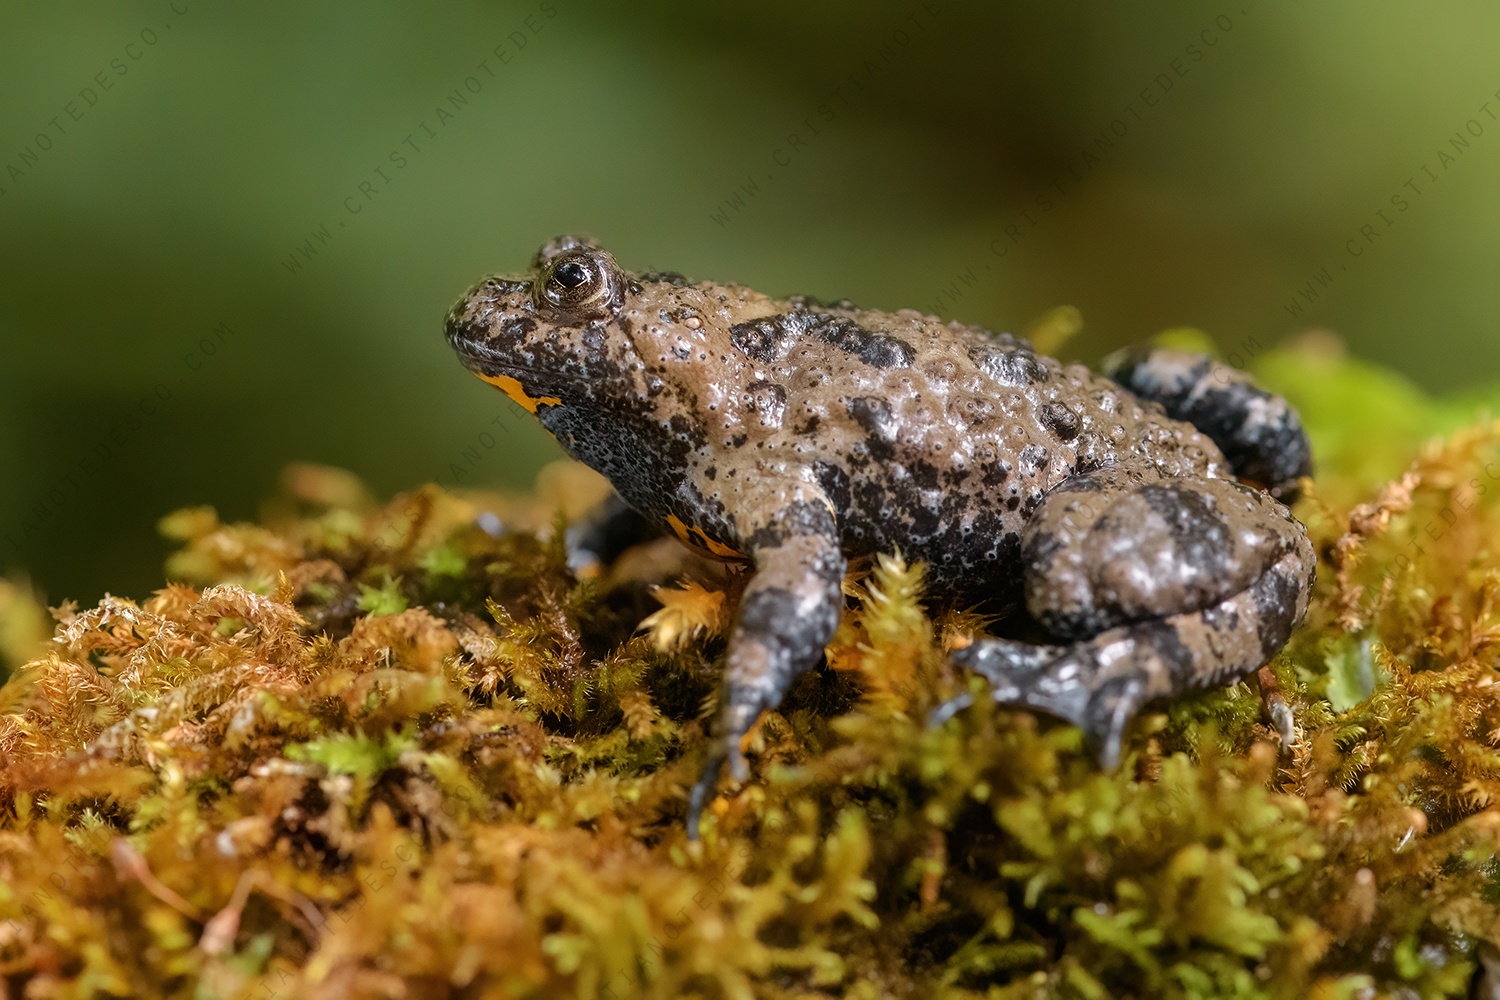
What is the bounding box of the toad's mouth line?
[451,350,581,388]
[449,347,592,414]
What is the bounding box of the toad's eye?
[536,248,624,321]
[553,260,588,289]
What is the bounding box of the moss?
[2,339,1500,998]
[0,578,50,684]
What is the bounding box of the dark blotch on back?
[1018,444,1049,474]
[1039,402,1081,441]
[846,396,896,442]
[970,342,1049,386]
[729,310,909,369]
[806,315,871,355]
[800,314,913,368]
[860,335,914,368]
[909,460,941,490]
[730,313,807,363]
[981,463,1011,487]
[747,380,787,426]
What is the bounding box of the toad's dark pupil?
[553,260,589,290]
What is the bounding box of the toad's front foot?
[685,700,760,840]
[685,747,729,841]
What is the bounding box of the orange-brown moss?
[1,341,1499,999]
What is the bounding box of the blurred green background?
[3,1,1499,606]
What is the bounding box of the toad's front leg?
[686,485,845,839]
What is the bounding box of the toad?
[445,236,1315,836]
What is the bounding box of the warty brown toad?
[445,235,1316,837]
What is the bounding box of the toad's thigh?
[1022,465,1303,641]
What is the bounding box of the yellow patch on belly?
[665,513,745,560]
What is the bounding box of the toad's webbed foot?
[943,463,1315,765]
[945,635,1155,767]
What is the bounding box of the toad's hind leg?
[1102,346,1313,503]
[946,465,1314,765]
[565,492,661,573]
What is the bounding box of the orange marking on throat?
[664,513,745,560]
[476,372,561,413]
[664,513,694,545]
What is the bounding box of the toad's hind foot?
[943,636,1146,767]
[944,544,1314,766]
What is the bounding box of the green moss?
[2,338,1500,998]
[355,578,410,617]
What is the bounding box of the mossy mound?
[2,336,1500,999]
